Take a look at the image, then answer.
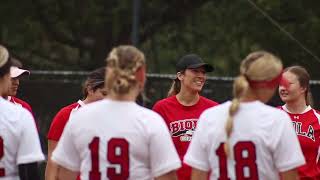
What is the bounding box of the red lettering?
[185,121,193,130]
[179,121,185,131]
[170,122,180,134]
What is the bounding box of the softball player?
[6,59,34,116]
[45,67,106,180]
[184,51,305,180]
[153,54,218,180]
[0,45,44,180]
[279,66,320,179]
[52,45,181,180]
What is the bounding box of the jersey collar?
[282,104,312,114]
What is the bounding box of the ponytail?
[306,90,313,107]
[167,78,181,97]
[105,45,145,95]
[224,75,249,156]
[224,51,282,157]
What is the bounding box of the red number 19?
[88,137,129,180]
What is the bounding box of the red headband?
[247,70,288,88]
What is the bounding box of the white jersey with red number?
[52,99,181,180]
[0,97,44,180]
[184,101,305,180]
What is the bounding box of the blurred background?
[2,0,320,178]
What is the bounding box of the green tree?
[1,0,320,78]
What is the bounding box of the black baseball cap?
[176,54,214,72]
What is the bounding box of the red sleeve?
[20,101,33,115]
[211,101,219,106]
[152,101,165,117]
[11,97,34,116]
[11,97,38,129]
[47,107,72,141]
[202,96,219,107]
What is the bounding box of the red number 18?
[216,141,258,180]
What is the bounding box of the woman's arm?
[280,169,299,180]
[191,168,208,180]
[155,170,178,180]
[45,140,58,180]
[56,165,78,180]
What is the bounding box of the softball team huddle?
[0,44,319,180]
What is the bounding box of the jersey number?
[0,137,4,177]
[88,137,129,180]
[216,141,258,180]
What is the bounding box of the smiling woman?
[152,54,219,180]
[279,66,320,179]
[184,51,304,180]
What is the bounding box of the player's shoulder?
[67,99,113,122]
[247,101,286,115]
[1,97,29,113]
[0,98,32,122]
[152,96,178,111]
[251,102,291,125]
[58,102,80,113]
[86,99,163,120]
[198,101,231,125]
[65,102,81,109]
[52,102,80,121]
[203,100,229,114]
[199,96,219,106]
[138,105,164,120]
[72,99,105,114]
[133,105,170,133]
[312,108,320,116]
[11,97,30,106]
[154,96,177,106]
[301,106,320,120]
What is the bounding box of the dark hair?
[11,58,23,68]
[82,67,106,98]
[0,58,12,77]
[284,66,313,106]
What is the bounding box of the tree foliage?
[0,0,320,77]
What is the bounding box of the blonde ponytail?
[105,45,145,95]
[224,75,249,156]
[224,51,282,157]
[167,78,181,97]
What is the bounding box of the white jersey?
[184,101,305,180]
[52,99,181,180]
[0,97,44,180]
[69,99,85,117]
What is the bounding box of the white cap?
[10,66,30,78]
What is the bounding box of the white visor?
[10,66,30,78]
